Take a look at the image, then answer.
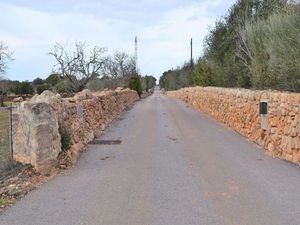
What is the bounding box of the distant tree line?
[0,73,67,97]
[160,0,300,92]
[0,41,156,101]
[48,42,156,94]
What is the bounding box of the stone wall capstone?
[167,87,300,164]
[13,89,139,174]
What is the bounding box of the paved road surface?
[2,89,300,225]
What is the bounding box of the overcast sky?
[0,0,236,81]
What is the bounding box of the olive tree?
[49,42,106,92]
[103,52,136,76]
[100,51,137,88]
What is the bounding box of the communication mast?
[190,38,194,68]
[135,36,138,73]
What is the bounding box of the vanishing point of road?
[1,89,300,225]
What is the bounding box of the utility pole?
[135,36,138,74]
[190,38,194,68]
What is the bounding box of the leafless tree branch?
[49,41,106,92]
[0,41,13,76]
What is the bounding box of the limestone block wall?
[167,87,300,164]
[12,89,139,173]
[57,89,139,163]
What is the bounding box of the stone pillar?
[13,102,61,174]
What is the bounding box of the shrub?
[32,77,44,86]
[188,60,213,87]
[46,74,60,86]
[12,81,34,95]
[129,76,143,97]
[55,81,72,94]
[36,83,51,94]
[59,127,71,152]
[240,8,300,91]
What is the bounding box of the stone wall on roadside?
[13,89,139,173]
[167,87,300,164]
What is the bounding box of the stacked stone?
[12,89,139,173]
[167,87,300,164]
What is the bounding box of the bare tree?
[101,51,136,88]
[113,52,136,78]
[0,41,13,75]
[49,42,106,92]
[0,41,13,106]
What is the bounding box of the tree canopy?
[160,0,300,92]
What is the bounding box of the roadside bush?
[36,83,51,94]
[188,60,213,87]
[55,81,72,94]
[32,77,44,86]
[240,9,300,91]
[159,63,190,91]
[11,81,34,95]
[59,126,71,152]
[46,74,60,87]
[141,75,156,92]
[129,76,143,97]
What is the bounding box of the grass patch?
[0,198,13,206]
[0,110,8,120]
[0,109,10,173]
[3,102,12,107]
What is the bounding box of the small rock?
[115,87,124,92]
[7,184,17,192]
[13,97,24,103]
[74,89,93,101]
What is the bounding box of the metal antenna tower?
[190,38,194,68]
[135,36,138,73]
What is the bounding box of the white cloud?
[0,0,235,81]
[137,1,220,76]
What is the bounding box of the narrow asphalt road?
[2,89,300,225]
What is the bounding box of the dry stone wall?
[167,87,300,164]
[13,89,139,173]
